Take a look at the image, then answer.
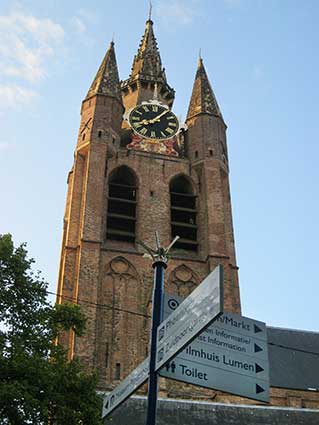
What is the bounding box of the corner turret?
[78,41,124,147]
[186,57,228,165]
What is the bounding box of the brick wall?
[56,89,319,410]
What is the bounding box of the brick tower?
[57,19,241,393]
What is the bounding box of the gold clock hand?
[150,108,169,123]
[133,109,170,126]
[139,119,150,125]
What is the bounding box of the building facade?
[57,19,319,410]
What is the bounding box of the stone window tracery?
[168,264,199,297]
[97,256,144,382]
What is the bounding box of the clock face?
[128,103,179,140]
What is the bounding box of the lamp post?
[138,232,179,425]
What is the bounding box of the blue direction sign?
[161,357,269,402]
[155,265,223,372]
[160,294,270,403]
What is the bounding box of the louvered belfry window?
[170,175,198,251]
[106,166,137,243]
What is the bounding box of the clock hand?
[149,109,169,123]
[135,109,170,126]
[80,117,92,134]
[139,117,160,125]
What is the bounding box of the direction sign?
[155,265,223,371]
[102,357,149,419]
[159,294,270,402]
[161,357,269,402]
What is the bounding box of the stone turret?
[186,57,228,164]
[78,41,124,148]
[86,41,122,102]
[57,41,124,361]
[187,57,223,121]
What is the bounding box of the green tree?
[0,234,103,424]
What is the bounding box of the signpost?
[101,231,269,423]
[155,265,224,372]
[102,264,223,421]
[159,294,270,402]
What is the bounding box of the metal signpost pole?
[138,232,179,425]
[146,259,166,425]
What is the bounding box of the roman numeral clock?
[124,100,183,156]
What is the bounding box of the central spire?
[121,18,175,108]
[130,19,166,84]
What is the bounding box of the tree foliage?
[0,234,103,424]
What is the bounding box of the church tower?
[57,19,241,393]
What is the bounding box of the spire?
[187,57,223,121]
[86,41,122,101]
[129,19,167,84]
[148,0,152,20]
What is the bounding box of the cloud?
[0,84,38,108]
[70,16,87,34]
[0,9,64,83]
[156,0,199,25]
[69,9,98,47]
[77,8,98,23]
[70,8,99,34]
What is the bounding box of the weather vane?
[137,231,179,264]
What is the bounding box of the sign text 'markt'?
[160,292,270,403]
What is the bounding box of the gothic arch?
[102,256,141,309]
[108,164,139,187]
[169,173,197,196]
[96,256,143,384]
[105,256,139,281]
[167,264,199,297]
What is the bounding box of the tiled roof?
[86,41,121,101]
[129,20,167,84]
[268,326,319,390]
[187,58,223,120]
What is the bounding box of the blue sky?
[1,0,318,332]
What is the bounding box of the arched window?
[106,166,137,243]
[170,175,198,251]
